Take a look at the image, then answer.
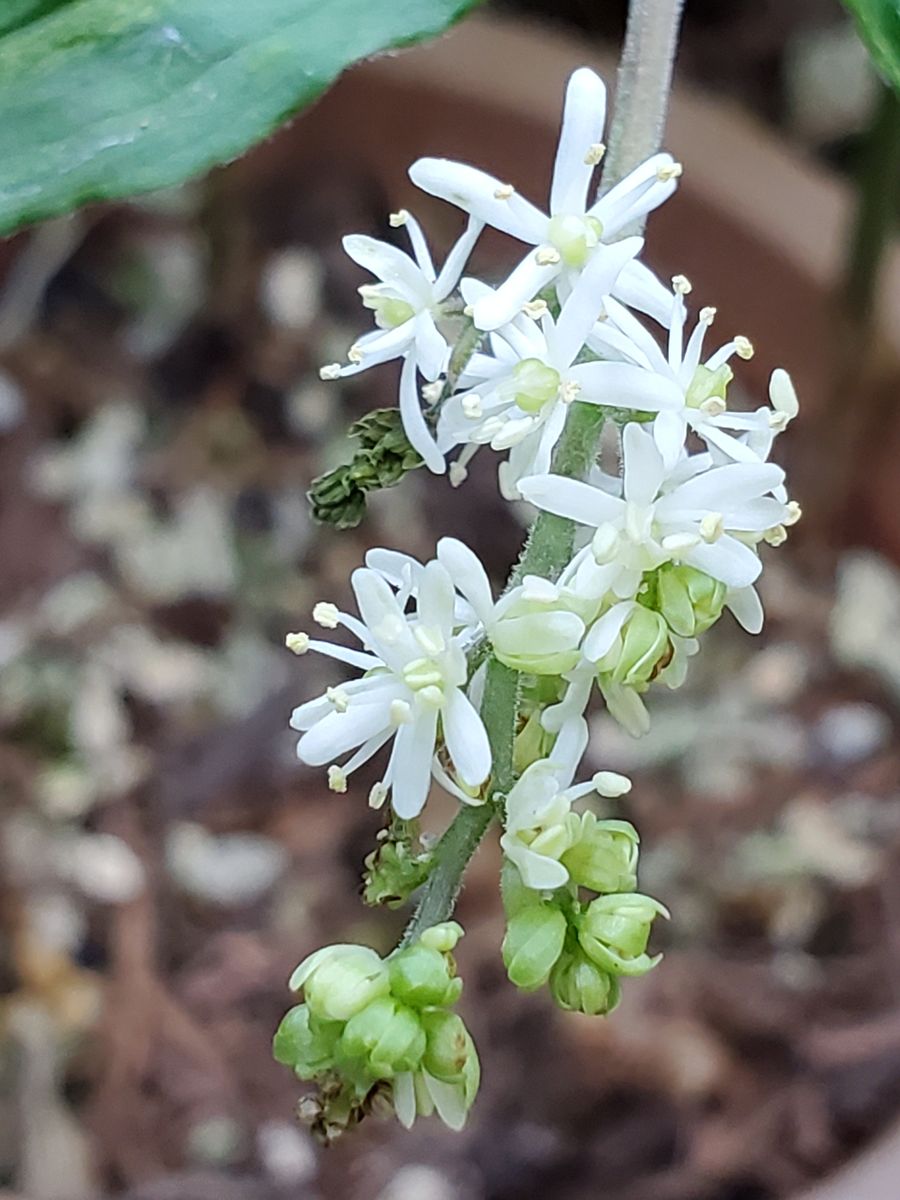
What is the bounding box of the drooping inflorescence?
[277,65,800,1140]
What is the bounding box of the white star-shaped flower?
[409,68,680,331]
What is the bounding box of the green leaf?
[0,0,480,235]
[843,0,900,92]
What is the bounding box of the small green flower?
[654,562,727,637]
[560,813,640,894]
[502,899,567,991]
[388,943,462,1009]
[549,947,620,1016]
[273,1004,341,1078]
[337,996,426,1083]
[578,892,669,977]
[290,944,391,1023]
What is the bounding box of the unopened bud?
[578,892,669,977]
[273,1003,340,1078]
[549,948,620,1016]
[561,814,640,894]
[291,944,391,1022]
[502,902,567,991]
[388,944,461,1008]
[337,997,426,1082]
[655,562,727,638]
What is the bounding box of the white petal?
[436,538,495,623]
[391,708,439,818]
[518,473,624,526]
[401,212,436,282]
[418,559,456,637]
[296,703,393,766]
[726,585,764,634]
[582,601,635,662]
[399,354,446,474]
[393,1072,417,1129]
[548,715,589,788]
[422,1072,468,1132]
[550,68,607,216]
[570,359,682,411]
[414,311,449,381]
[659,462,784,513]
[501,835,570,891]
[442,687,491,787]
[342,234,429,303]
[434,216,484,300]
[592,153,679,237]
[611,259,674,325]
[654,409,688,470]
[549,237,642,366]
[351,566,417,668]
[682,535,762,588]
[471,248,560,331]
[345,320,417,372]
[622,422,666,506]
[409,157,548,243]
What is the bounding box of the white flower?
[500,718,632,889]
[438,256,682,497]
[409,68,680,331]
[320,211,482,472]
[589,287,800,471]
[519,422,788,601]
[290,560,491,818]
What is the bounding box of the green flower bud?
[502,902,567,991]
[578,892,669,977]
[420,1010,471,1084]
[549,948,620,1016]
[513,706,558,774]
[599,606,670,688]
[419,921,464,953]
[388,944,462,1009]
[273,1004,340,1078]
[292,944,391,1023]
[511,357,561,413]
[655,563,727,637]
[338,996,426,1082]
[685,362,733,409]
[560,814,640,894]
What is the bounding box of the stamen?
[734,336,754,360]
[463,303,475,318]
[522,299,549,319]
[313,602,340,629]
[368,781,388,809]
[559,379,582,404]
[584,142,606,165]
[327,765,348,793]
[593,770,632,797]
[764,524,788,546]
[769,410,789,432]
[493,183,514,200]
[421,380,443,404]
[699,396,727,417]
[662,532,701,554]
[449,462,468,488]
[389,209,409,227]
[285,631,310,655]
[347,344,364,364]
[535,247,562,266]
[699,306,717,326]
[672,274,692,295]
[319,363,342,381]
[657,162,683,181]
[699,512,725,542]
[784,500,802,526]
[326,686,349,713]
[389,699,413,725]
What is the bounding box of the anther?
[535,247,562,266]
[584,142,606,165]
[313,602,340,629]
[319,363,342,381]
[285,632,310,655]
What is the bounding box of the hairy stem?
[600,0,684,213]
[399,0,684,938]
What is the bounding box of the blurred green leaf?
[843,0,900,92]
[0,0,480,235]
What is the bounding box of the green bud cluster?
[650,562,727,638]
[274,923,479,1139]
[308,408,424,529]
[363,819,434,909]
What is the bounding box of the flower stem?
[600,0,684,213]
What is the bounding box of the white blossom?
[409,68,680,331]
[519,422,789,601]
[438,255,682,496]
[319,210,482,472]
[290,559,490,818]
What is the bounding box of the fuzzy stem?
[600,0,684,214]
[399,0,684,939]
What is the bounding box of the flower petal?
[391,707,439,818]
[622,422,666,506]
[570,359,683,412]
[342,234,429,302]
[550,67,607,216]
[442,686,491,787]
[518,473,624,526]
[471,248,560,331]
[409,157,548,243]
[435,215,485,300]
[682,534,762,588]
[414,311,449,381]
[399,354,446,474]
[549,237,642,366]
[436,537,495,624]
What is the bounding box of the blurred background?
[2,1,900,1198]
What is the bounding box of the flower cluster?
[275,923,479,1140]
[278,65,800,1137]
